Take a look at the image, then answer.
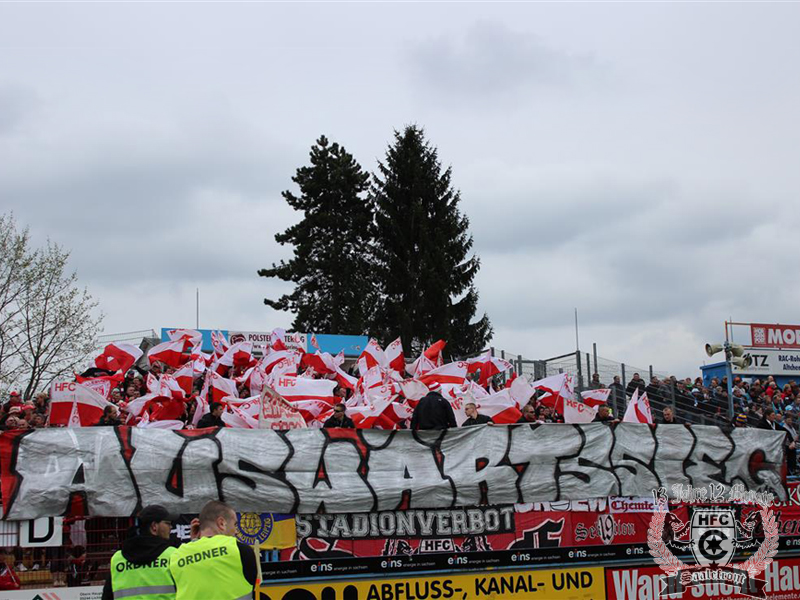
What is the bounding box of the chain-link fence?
[486,347,725,425]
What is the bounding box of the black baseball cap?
[138,505,175,529]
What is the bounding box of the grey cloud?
[408,21,598,100]
[0,85,39,135]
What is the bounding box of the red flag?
[94,342,142,374]
[385,338,405,374]
[49,381,112,427]
[147,340,189,369]
[423,340,447,365]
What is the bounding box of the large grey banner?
[0,423,786,519]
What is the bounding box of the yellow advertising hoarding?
[260,566,605,600]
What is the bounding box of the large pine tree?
[259,135,375,334]
[371,126,492,356]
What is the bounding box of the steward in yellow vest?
[103,505,179,600]
[169,500,256,600]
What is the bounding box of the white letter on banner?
[652,425,696,493]
[610,423,659,493]
[283,429,374,514]
[365,430,454,512]
[507,424,583,503]
[727,427,784,496]
[438,426,517,507]
[557,424,618,499]
[682,426,733,491]
[216,429,297,513]
[7,428,133,519]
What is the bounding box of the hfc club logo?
[648,494,778,599]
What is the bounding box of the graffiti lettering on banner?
[261,566,604,600]
[0,424,786,519]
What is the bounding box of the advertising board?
[260,566,605,600]
[731,348,800,376]
[751,323,800,349]
[605,556,800,600]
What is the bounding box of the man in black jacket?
[626,373,646,398]
[411,391,456,430]
[197,402,225,429]
[463,402,492,426]
[323,403,355,428]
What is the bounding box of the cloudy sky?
[1,2,798,376]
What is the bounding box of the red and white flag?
[563,397,598,424]
[211,330,230,357]
[348,398,397,429]
[623,390,653,424]
[261,350,299,375]
[310,333,320,351]
[94,342,143,374]
[580,388,611,408]
[532,373,574,414]
[208,371,238,403]
[147,340,189,369]
[358,338,387,374]
[508,375,535,407]
[398,379,429,406]
[173,362,196,397]
[466,351,514,386]
[167,329,203,348]
[385,338,405,374]
[270,375,337,404]
[473,389,521,424]
[49,381,113,427]
[221,397,261,429]
[270,328,288,351]
[259,385,307,430]
[407,354,438,378]
[214,341,255,374]
[419,361,468,387]
[301,351,337,375]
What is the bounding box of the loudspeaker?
[731,355,753,369]
[729,344,746,357]
[705,343,724,357]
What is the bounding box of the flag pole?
[574,308,580,352]
[196,288,199,329]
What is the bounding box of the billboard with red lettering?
[751,323,800,349]
[605,556,800,600]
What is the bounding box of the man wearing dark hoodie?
[103,505,179,600]
[410,387,457,430]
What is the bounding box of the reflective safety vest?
[110,545,177,600]
[169,535,252,600]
